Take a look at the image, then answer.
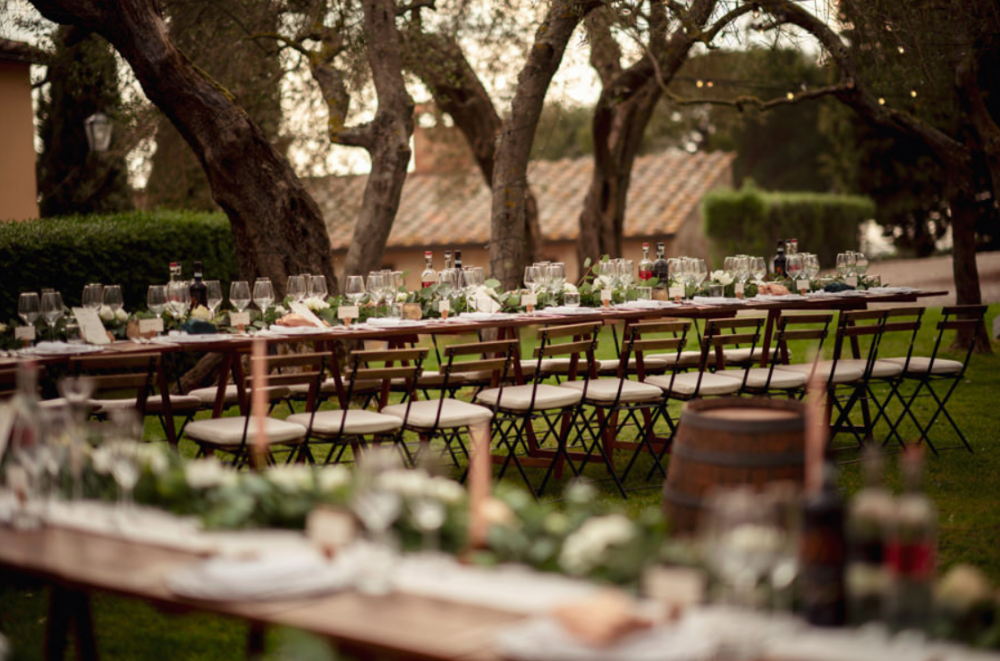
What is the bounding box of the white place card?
[797,278,811,292]
[14,325,35,342]
[438,300,450,313]
[642,565,706,608]
[600,288,612,302]
[521,293,537,307]
[846,276,859,288]
[307,506,356,554]
[230,311,251,327]
[138,318,164,335]
[72,307,111,345]
[735,282,745,296]
[338,305,359,320]
[289,302,326,328]
[668,285,685,300]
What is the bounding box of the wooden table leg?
[246,622,266,659]
[46,585,98,661]
[759,308,781,368]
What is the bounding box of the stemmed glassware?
[786,254,803,286]
[352,448,403,595]
[309,275,328,300]
[366,272,386,314]
[344,275,365,325]
[82,283,103,310]
[18,292,40,328]
[437,270,456,318]
[464,267,485,312]
[57,375,95,500]
[205,280,223,316]
[854,251,869,276]
[167,281,191,319]
[252,277,274,315]
[836,252,857,279]
[802,254,820,284]
[108,409,142,525]
[286,275,308,303]
[147,285,167,316]
[229,281,251,314]
[40,291,64,341]
[751,257,767,284]
[692,259,708,289]
[410,493,447,558]
[103,285,124,313]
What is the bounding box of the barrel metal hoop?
[662,486,704,509]
[673,444,805,467]
[680,413,805,433]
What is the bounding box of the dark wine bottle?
[773,240,787,277]
[651,242,669,285]
[454,249,463,270]
[189,260,208,309]
[799,462,847,627]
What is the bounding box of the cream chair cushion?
[724,368,807,390]
[382,399,493,430]
[881,356,964,375]
[189,384,291,406]
[834,358,904,379]
[646,372,743,396]
[560,378,662,403]
[774,361,865,384]
[185,416,306,447]
[287,410,402,436]
[476,384,582,411]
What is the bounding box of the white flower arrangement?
[266,464,315,490]
[98,305,115,322]
[274,305,289,316]
[710,270,733,286]
[563,283,578,294]
[189,305,212,321]
[936,564,994,612]
[594,275,613,289]
[316,465,351,492]
[304,296,331,311]
[377,468,465,504]
[184,457,233,490]
[558,514,636,576]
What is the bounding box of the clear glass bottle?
[846,448,893,625]
[421,251,438,288]
[886,449,936,631]
[638,242,653,282]
[6,361,43,529]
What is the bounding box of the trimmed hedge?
[0,211,239,322]
[702,182,876,268]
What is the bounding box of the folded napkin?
[495,618,716,661]
[751,294,807,302]
[617,300,679,310]
[867,286,917,295]
[691,297,745,306]
[367,318,424,328]
[165,332,231,343]
[267,324,324,335]
[538,307,601,315]
[167,549,352,601]
[475,291,503,313]
[25,341,105,356]
[458,312,512,321]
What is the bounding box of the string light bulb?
[898,46,905,54]
[878,97,886,105]
[786,92,794,100]
[706,80,714,88]
[696,79,704,88]
[911,89,918,98]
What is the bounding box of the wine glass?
[147,285,167,316]
[619,260,635,290]
[345,275,366,306]
[286,275,307,303]
[854,251,869,276]
[108,409,142,525]
[692,258,708,288]
[723,256,736,280]
[57,375,95,500]
[464,267,485,312]
[786,254,803,284]
[437,269,456,317]
[167,281,191,318]
[735,255,751,288]
[252,278,274,314]
[751,257,767,284]
[229,280,251,312]
[836,252,855,278]
[803,254,820,281]
[410,493,447,557]
[82,283,104,310]
[547,263,567,295]
[103,285,124,313]
[309,275,328,300]
[205,280,223,315]
[18,292,40,327]
[40,291,64,340]
[524,265,541,303]
[352,448,403,595]
[366,272,385,313]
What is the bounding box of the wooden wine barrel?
[663,397,806,534]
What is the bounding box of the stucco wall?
[0,61,38,221]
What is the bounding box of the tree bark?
[490,0,601,290]
[339,0,415,280]
[949,191,991,350]
[405,32,543,263]
[576,0,716,265]
[28,0,336,299]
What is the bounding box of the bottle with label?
[788,238,799,255]
[189,260,208,309]
[421,251,438,288]
[773,240,787,277]
[443,250,453,271]
[651,242,669,286]
[6,361,43,527]
[799,461,847,627]
[169,262,181,283]
[886,448,936,631]
[846,448,893,625]
[638,242,654,282]
[454,250,463,270]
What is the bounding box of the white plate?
[23,342,106,356]
[165,333,233,344]
[267,324,328,335]
[366,318,425,328]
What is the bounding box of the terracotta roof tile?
[306,149,734,250]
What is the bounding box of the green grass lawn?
[2,304,999,659]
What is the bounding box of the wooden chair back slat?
[633,337,685,353]
[445,339,517,357]
[538,322,601,339]
[630,319,690,335]
[535,339,593,358]
[780,313,834,326]
[710,332,760,347]
[352,365,422,381]
[781,329,828,342]
[352,348,428,363]
[444,357,510,375]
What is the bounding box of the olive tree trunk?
[28,0,336,299]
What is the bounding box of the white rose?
[937,564,993,612]
[427,477,465,504]
[91,446,114,474]
[184,457,229,490]
[558,514,636,576]
[274,305,288,316]
[563,283,578,294]
[115,308,128,322]
[190,305,212,321]
[304,296,330,311]
[710,270,733,286]
[316,465,351,492]
[98,305,115,322]
[267,464,314,490]
[594,275,613,289]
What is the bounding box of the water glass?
[167,281,191,318]
[854,252,869,275]
[563,291,580,308]
[345,276,366,306]
[103,285,124,313]
[82,283,104,310]
[252,278,274,313]
[286,275,307,303]
[708,283,724,298]
[229,281,251,312]
[636,286,652,301]
[309,275,328,300]
[751,257,767,283]
[147,285,167,316]
[18,292,40,326]
[40,291,64,340]
[366,273,385,311]
[205,280,223,314]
